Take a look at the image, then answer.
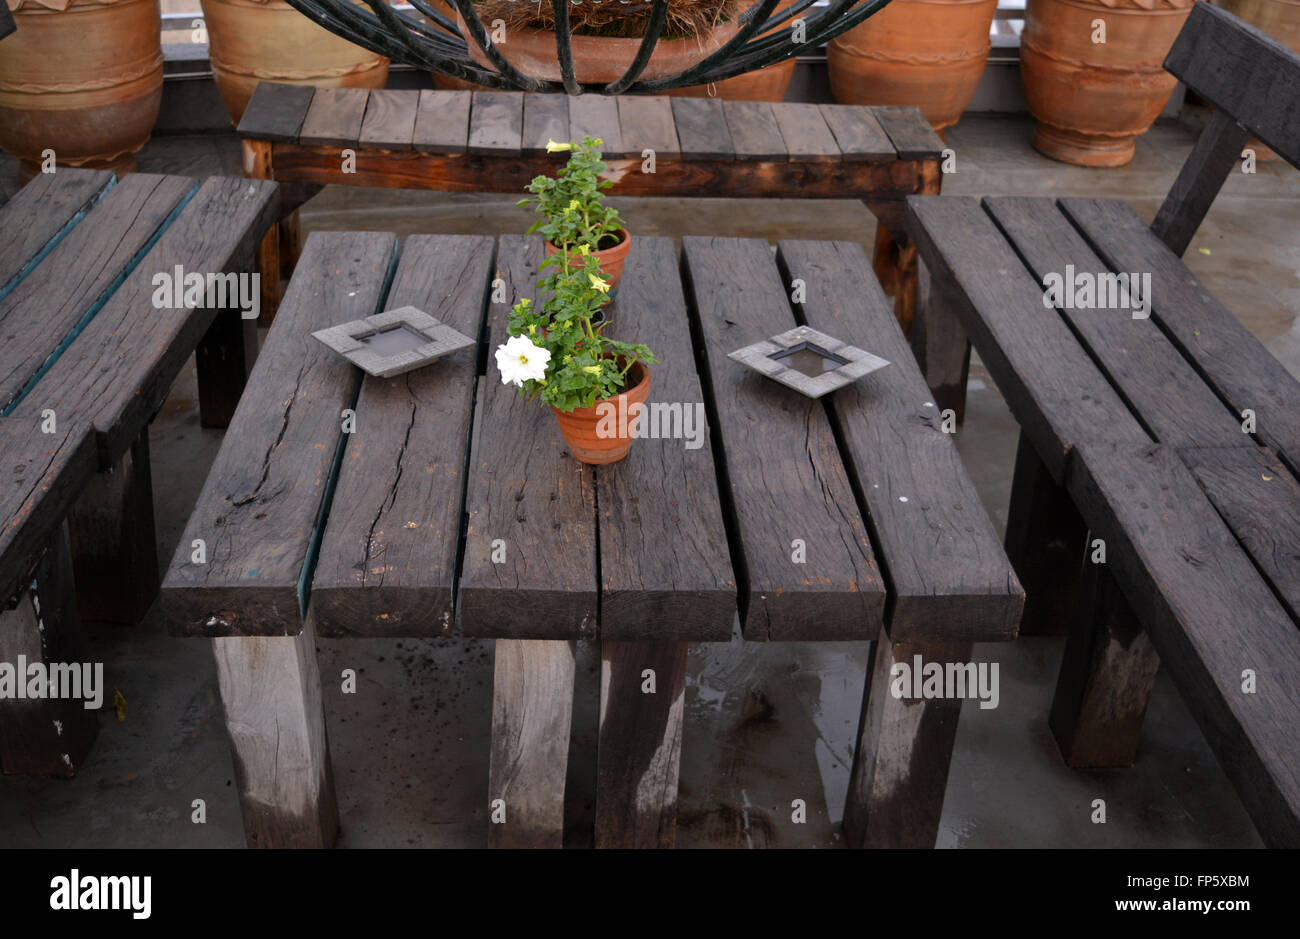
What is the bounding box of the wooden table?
[0,168,275,776]
[163,228,1021,849]
[236,83,945,333]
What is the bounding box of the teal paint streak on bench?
[295,244,401,621]
[1,180,201,416]
[0,175,117,306]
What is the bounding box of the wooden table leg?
[196,306,258,429]
[66,430,159,626]
[211,616,338,849]
[488,639,576,849]
[0,525,99,776]
[1049,559,1161,767]
[595,641,688,849]
[843,625,972,848]
[242,139,281,327]
[1004,431,1089,636]
[910,261,973,423]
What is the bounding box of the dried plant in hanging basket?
[473,0,738,39]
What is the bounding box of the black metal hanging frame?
[281,0,896,95]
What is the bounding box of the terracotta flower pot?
[1021,0,1195,167]
[827,0,997,132]
[544,228,632,294]
[457,9,740,84]
[201,0,388,125]
[1213,0,1300,160]
[0,0,164,178]
[552,360,651,465]
[668,0,800,100]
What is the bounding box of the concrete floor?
[0,113,1295,848]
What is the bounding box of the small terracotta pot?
[545,228,632,294]
[552,360,651,465]
[457,10,740,84]
[1021,0,1195,167]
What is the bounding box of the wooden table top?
[163,230,1022,643]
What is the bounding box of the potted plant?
[457,0,740,84]
[519,135,631,294]
[495,245,656,465]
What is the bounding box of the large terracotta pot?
[457,8,740,84]
[0,0,163,178]
[827,0,997,132]
[669,0,800,100]
[201,0,388,124]
[1021,0,1195,167]
[1213,0,1299,160]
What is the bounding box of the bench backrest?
[1151,2,1300,255]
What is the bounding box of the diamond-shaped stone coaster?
[312,305,476,378]
[727,325,890,398]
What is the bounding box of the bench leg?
[0,525,99,777]
[595,641,688,849]
[1049,557,1160,768]
[1003,431,1089,636]
[242,139,281,327]
[279,209,303,280]
[212,617,339,848]
[66,431,159,626]
[488,639,575,849]
[843,625,971,848]
[910,261,972,423]
[196,308,258,429]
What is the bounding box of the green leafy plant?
[497,246,655,413]
[517,136,626,253]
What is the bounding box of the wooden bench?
[906,2,1300,846]
[0,169,277,776]
[161,227,1021,849]
[235,84,945,332]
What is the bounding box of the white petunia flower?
[496,335,551,387]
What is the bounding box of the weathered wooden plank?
[909,260,971,421]
[10,176,279,469]
[66,432,159,626]
[0,418,97,600]
[310,234,494,638]
[0,527,99,777]
[568,94,628,157]
[488,639,575,848]
[597,237,735,641]
[1003,430,1087,636]
[617,95,680,160]
[985,195,1247,450]
[843,624,972,848]
[1163,1,1300,167]
[819,104,895,161]
[413,90,471,154]
[299,87,370,149]
[722,100,787,162]
[1150,109,1251,257]
[359,89,418,151]
[1049,560,1161,768]
[778,239,1023,642]
[0,169,114,302]
[237,81,316,143]
[0,173,195,412]
[1066,441,1300,847]
[873,106,944,159]
[682,236,885,641]
[161,231,398,636]
[213,615,339,847]
[595,641,688,848]
[670,97,735,161]
[1060,197,1300,472]
[905,196,1150,483]
[522,92,570,156]
[468,91,524,155]
[770,102,841,162]
[1180,445,1300,625]
[457,235,598,640]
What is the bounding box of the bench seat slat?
[722,100,787,162]
[413,90,471,154]
[597,237,737,641]
[359,89,418,151]
[522,92,570,156]
[299,87,370,149]
[568,94,629,158]
[682,236,886,641]
[778,239,1023,642]
[162,230,398,636]
[770,102,842,162]
[617,95,680,161]
[671,97,735,162]
[309,234,493,638]
[819,105,895,161]
[237,82,315,143]
[468,91,524,155]
[0,169,114,303]
[873,106,944,160]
